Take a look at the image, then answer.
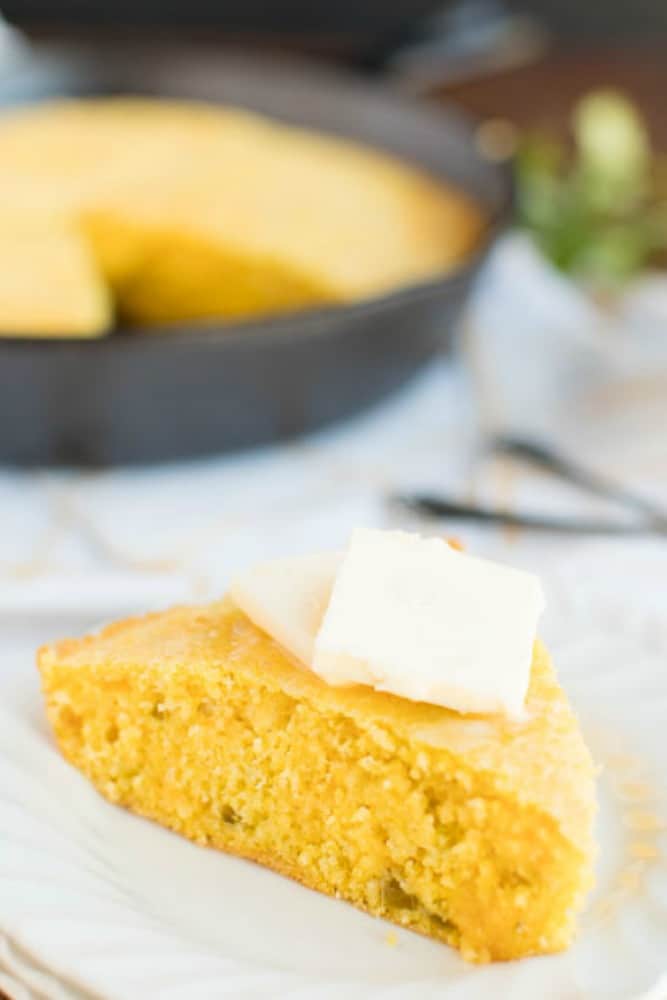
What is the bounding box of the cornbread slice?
[38,599,596,963]
[0,225,111,337]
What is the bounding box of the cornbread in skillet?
[38,598,595,963]
[0,97,484,332]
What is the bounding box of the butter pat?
[231,530,546,718]
[230,551,340,668]
[313,529,545,716]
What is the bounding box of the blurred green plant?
[516,90,667,288]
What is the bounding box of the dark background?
[4,1,667,38]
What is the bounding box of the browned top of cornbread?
[39,598,595,849]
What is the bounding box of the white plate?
[1,545,667,1000]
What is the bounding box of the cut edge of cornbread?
[37,598,596,963]
[80,211,343,324]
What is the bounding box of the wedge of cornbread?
[38,598,596,963]
[0,225,111,337]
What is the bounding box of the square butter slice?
[313,529,545,716]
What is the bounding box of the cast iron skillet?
[0,41,510,465]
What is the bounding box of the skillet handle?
[362,0,547,98]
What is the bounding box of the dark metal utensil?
[394,493,664,536]
[394,434,667,537]
[490,435,667,529]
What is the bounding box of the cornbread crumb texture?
[0,98,484,334]
[38,599,596,963]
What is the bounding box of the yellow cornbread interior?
[38,598,596,963]
[0,98,484,334]
[81,213,340,324]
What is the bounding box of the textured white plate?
[1,545,667,1000]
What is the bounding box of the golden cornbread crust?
[38,599,596,963]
